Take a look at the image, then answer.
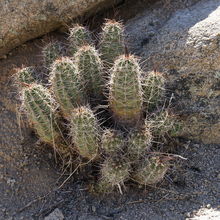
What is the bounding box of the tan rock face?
[126,0,220,144]
[0,0,121,57]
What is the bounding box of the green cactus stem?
[68,24,92,55]
[99,20,124,65]
[127,127,152,162]
[132,156,169,185]
[42,41,63,68]
[70,106,101,161]
[16,67,35,85]
[22,84,73,163]
[101,129,124,155]
[109,55,143,126]
[50,57,86,118]
[22,84,59,144]
[75,45,103,99]
[142,71,165,111]
[100,156,130,193]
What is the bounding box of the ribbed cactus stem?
[143,71,165,111]
[68,25,92,55]
[132,156,169,185]
[70,106,101,161]
[100,156,130,193]
[42,42,63,68]
[50,57,86,118]
[109,55,143,126]
[99,20,124,65]
[22,84,59,144]
[75,45,103,99]
[101,129,124,155]
[16,67,35,85]
[127,127,152,161]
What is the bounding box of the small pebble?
[186,212,191,218]
[91,205,96,212]
[206,204,211,209]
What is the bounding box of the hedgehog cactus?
[68,25,92,55]
[99,20,124,65]
[75,45,103,99]
[16,67,35,85]
[42,42,63,67]
[132,156,170,185]
[100,156,130,193]
[22,84,59,144]
[101,129,124,155]
[15,20,179,193]
[50,57,86,117]
[70,106,101,161]
[127,127,152,162]
[143,71,165,111]
[109,55,143,126]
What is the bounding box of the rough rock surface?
[126,0,220,144]
[0,0,121,57]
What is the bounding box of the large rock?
[126,0,220,144]
[0,0,121,57]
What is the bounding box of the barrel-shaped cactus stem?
[16,67,35,86]
[50,57,86,118]
[22,84,59,144]
[109,55,143,126]
[132,156,170,185]
[142,71,165,111]
[99,20,124,66]
[100,156,130,194]
[68,24,92,55]
[75,45,103,99]
[101,129,124,155]
[70,106,101,161]
[127,126,152,162]
[42,41,63,68]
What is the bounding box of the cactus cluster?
[15,20,180,194]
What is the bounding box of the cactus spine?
[70,106,101,160]
[143,71,165,111]
[75,46,103,99]
[50,57,86,117]
[101,129,124,155]
[16,67,35,85]
[68,25,92,55]
[99,20,124,65]
[100,156,130,193]
[146,110,178,137]
[42,42,63,67]
[127,127,152,161]
[22,84,59,144]
[109,55,143,126]
[132,156,169,185]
